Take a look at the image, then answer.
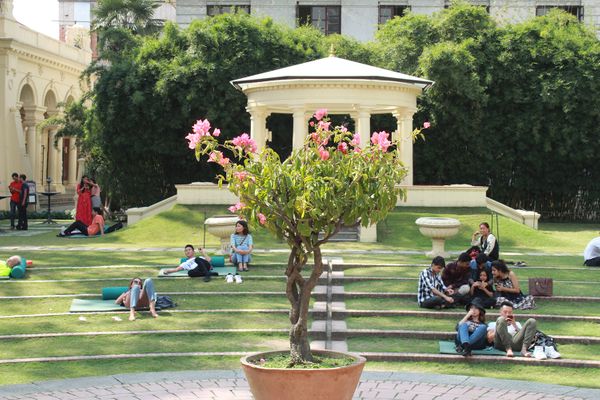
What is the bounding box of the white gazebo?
[230,56,433,186]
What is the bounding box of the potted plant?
[187,109,418,399]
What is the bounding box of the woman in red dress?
[75,176,92,226]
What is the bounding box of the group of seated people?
[455,299,560,359]
[418,222,534,311]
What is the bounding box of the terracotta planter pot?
[241,349,366,400]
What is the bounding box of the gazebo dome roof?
[231,56,433,90]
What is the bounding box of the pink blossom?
[371,131,391,152]
[309,121,315,127]
[423,122,431,129]
[317,120,331,131]
[310,132,320,144]
[192,119,211,136]
[350,133,361,147]
[257,213,267,225]
[314,108,328,121]
[234,171,249,180]
[218,157,230,166]
[228,202,246,213]
[185,132,201,150]
[318,146,330,161]
[232,133,257,153]
[212,128,221,137]
[340,126,348,133]
[337,142,348,154]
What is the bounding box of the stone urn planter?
[415,217,461,258]
[204,215,239,255]
[241,350,366,400]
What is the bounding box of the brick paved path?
[1,371,598,400]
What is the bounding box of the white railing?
[486,197,540,229]
[126,195,177,225]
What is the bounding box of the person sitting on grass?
[492,260,535,309]
[583,233,600,267]
[58,207,105,237]
[469,269,496,309]
[417,256,457,309]
[231,220,253,272]
[441,252,472,304]
[162,244,212,282]
[489,301,537,357]
[115,277,159,321]
[471,222,499,262]
[469,252,492,282]
[455,298,488,357]
[5,255,22,268]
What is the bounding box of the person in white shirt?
[163,244,212,282]
[583,234,600,267]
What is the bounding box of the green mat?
[158,266,236,277]
[439,340,522,356]
[70,298,127,312]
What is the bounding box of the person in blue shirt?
[231,220,253,272]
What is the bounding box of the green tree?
[189,111,409,363]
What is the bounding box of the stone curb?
[1,369,599,399]
[343,291,600,302]
[360,352,600,368]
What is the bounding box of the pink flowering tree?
[188,109,421,364]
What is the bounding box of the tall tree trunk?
[286,246,324,365]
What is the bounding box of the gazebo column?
[67,138,78,189]
[22,105,46,184]
[247,106,269,151]
[393,109,416,186]
[292,108,309,149]
[47,129,59,190]
[53,135,65,192]
[354,110,371,147]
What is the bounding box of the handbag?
[529,278,553,297]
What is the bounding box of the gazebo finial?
[329,44,335,57]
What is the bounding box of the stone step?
[344,291,600,303]
[359,352,600,368]
[318,226,359,242]
[345,329,600,344]
[310,340,348,352]
[310,320,348,341]
[312,285,345,301]
[341,309,600,322]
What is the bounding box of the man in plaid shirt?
[418,256,457,309]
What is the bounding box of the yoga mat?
[9,257,27,279]
[439,341,522,356]
[70,298,126,312]
[101,286,128,300]
[211,256,225,268]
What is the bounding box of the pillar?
[47,129,58,189]
[393,109,416,186]
[292,108,309,149]
[354,110,371,147]
[68,138,78,188]
[53,135,64,191]
[247,106,269,151]
[22,105,46,184]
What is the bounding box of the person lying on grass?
[115,277,159,321]
[162,244,212,282]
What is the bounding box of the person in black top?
[16,174,29,231]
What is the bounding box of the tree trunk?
[286,246,324,365]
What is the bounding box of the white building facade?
[176,0,600,41]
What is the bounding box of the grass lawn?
[1,205,600,388]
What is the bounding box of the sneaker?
[203,273,211,282]
[533,346,547,360]
[225,273,234,283]
[234,274,243,284]
[544,346,561,359]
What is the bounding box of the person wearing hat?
[455,298,488,357]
